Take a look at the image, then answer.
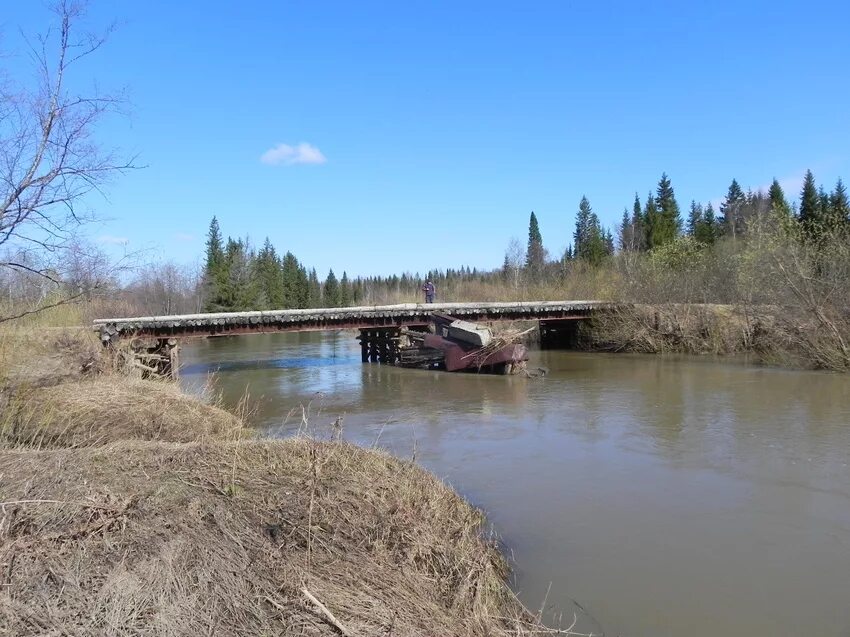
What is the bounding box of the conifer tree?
[280,252,304,308]
[202,216,228,311]
[574,197,607,264]
[308,268,322,308]
[574,197,592,254]
[631,193,646,251]
[830,178,849,224]
[693,203,718,245]
[653,173,681,246]
[686,201,703,236]
[222,237,259,310]
[799,170,820,229]
[339,271,351,306]
[720,179,746,238]
[768,178,791,219]
[604,229,615,255]
[619,208,632,250]
[255,237,285,309]
[525,211,545,277]
[643,192,660,249]
[323,269,340,307]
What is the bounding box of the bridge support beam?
[357,328,401,365]
[127,338,180,379]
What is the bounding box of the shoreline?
[0,329,552,636]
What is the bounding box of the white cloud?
[260,142,327,166]
[174,233,195,242]
[98,235,129,245]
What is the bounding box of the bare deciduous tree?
[0,1,132,322]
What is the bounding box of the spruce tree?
[323,269,340,307]
[643,193,660,249]
[686,200,703,236]
[654,173,681,245]
[308,268,322,308]
[720,179,746,238]
[525,211,545,277]
[221,237,259,310]
[694,203,718,245]
[768,178,791,218]
[203,216,228,311]
[280,252,303,308]
[255,237,285,309]
[830,178,850,223]
[574,197,592,255]
[799,170,820,229]
[619,208,631,250]
[631,193,645,251]
[340,271,351,306]
[574,197,607,264]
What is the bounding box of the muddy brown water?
[180,331,850,637]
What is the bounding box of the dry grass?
[0,327,104,389]
[1,376,245,449]
[0,306,553,636]
[0,438,540,637]
[588,304,771,355]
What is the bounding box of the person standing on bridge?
[422,280,435,303]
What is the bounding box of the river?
[180,331,850,637]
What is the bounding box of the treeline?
[200,217,493,311]
[514,169,849,278]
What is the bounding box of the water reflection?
[180,331,850,637]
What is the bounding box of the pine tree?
[525,211,545,277]
[323,269,340,306]
[768,178,791,219]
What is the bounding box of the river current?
[180,331,850,637]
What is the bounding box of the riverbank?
[577,303,850,372]
[0,331,547,636]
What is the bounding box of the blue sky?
[3,1,849,277]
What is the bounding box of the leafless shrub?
[0,1,134,323]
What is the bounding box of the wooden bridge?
[93,301,615,377]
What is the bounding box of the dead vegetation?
[0,320,555,636]
[0,439,545,636]
[1,377,244,449]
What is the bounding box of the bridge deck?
[94,300,613,341]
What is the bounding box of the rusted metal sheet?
[421,334,528,372]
